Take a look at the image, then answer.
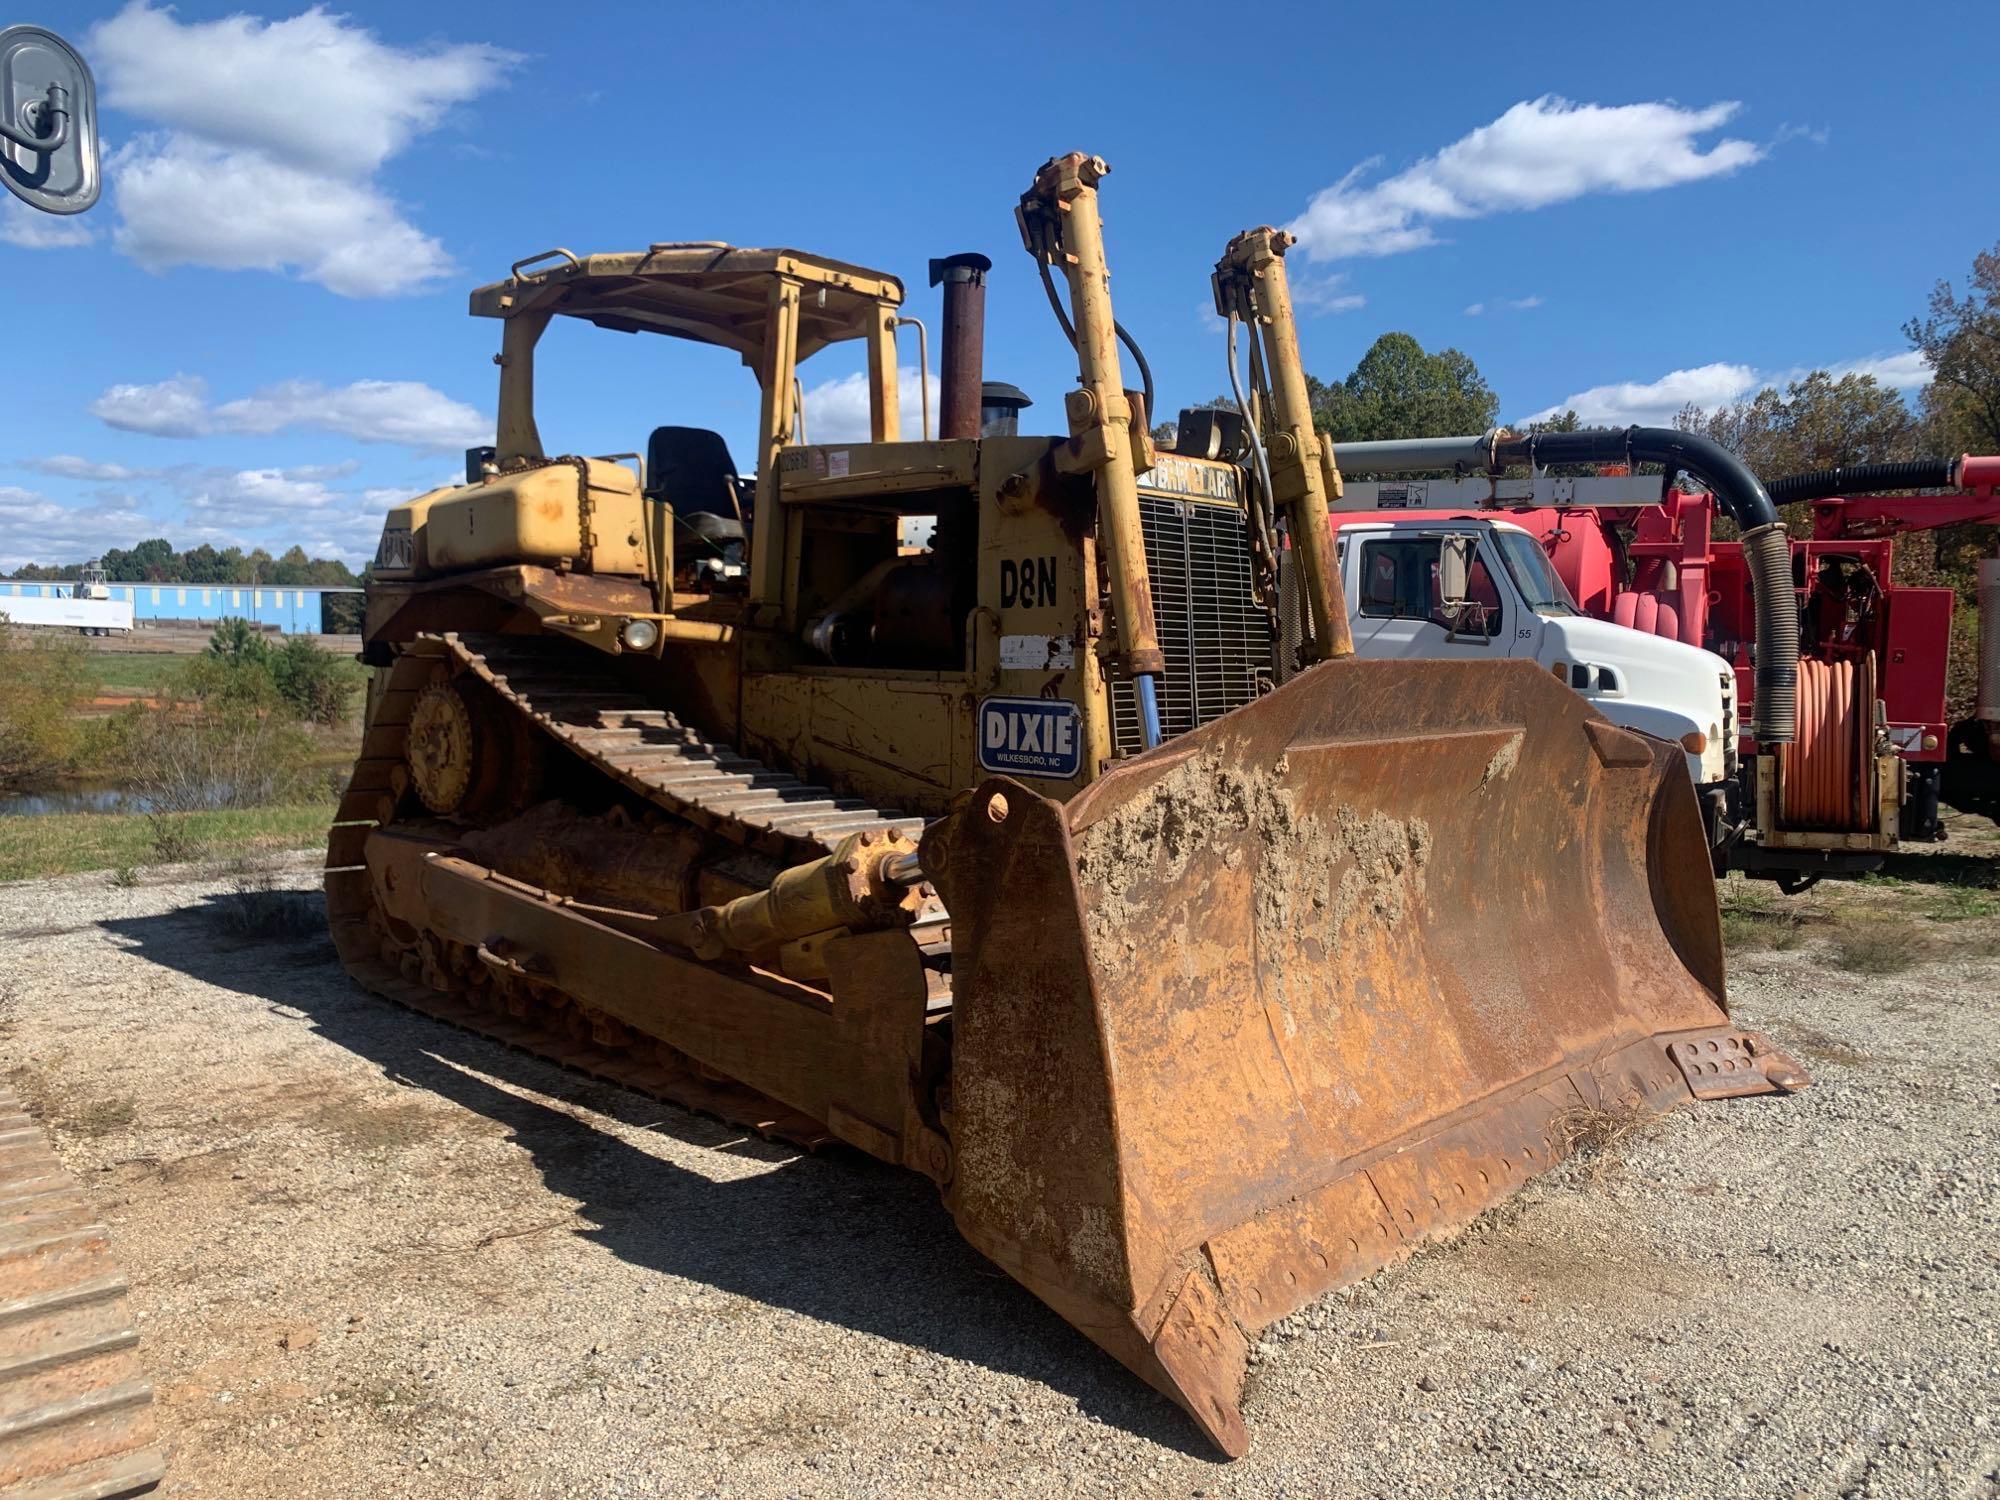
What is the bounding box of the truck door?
[1347,531,1513,660]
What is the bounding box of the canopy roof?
[469,244,904,364]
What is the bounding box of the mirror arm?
[0,84,68,154]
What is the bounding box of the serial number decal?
[1001,555,1059,609]
[999,633,1076,670]
[978,696,1081,779]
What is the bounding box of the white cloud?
[1523,363,1762,427]
[802,365,942,444]
[1829,351,1931,390]
[108,135,454,297]
[1466,295,1542,317]
[90,2,514,179]
[0,198,95,250]
[212,380,489,451]
[22,456,159,482]
[1289,97,1763,261]
[90,374,489,452]
[1291,274,1366,315]
[184,466,349,524]
[87,2,518,297]
[0,487,156,571]
[1524,353,1935,427]
[89,374,213,438]
[0,485,63,525]
[0,461,432,571]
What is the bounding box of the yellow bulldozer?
[327,151,1806,1456]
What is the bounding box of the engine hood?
[1537,616,1734,782]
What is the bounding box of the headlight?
[619,618,660,652]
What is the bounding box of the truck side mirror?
[0,26,98,216]
[1438,535,1471,607]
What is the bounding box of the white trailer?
[0,594,133,634]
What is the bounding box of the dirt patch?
[1480,731,1523,788]
[1074,749,1430,980]
[1778,1021,1871,1069]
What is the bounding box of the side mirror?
[1438,535,1472,607]
[0,26,98,216]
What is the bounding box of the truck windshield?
[1492,530,1578,616]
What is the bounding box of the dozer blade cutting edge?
[920,655,1807,1457]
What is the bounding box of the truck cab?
[1331,513,1740,852]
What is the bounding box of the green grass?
[1921,885,2000,923]
[1717,880,1809,952]
[83,653,186,696]
[0,803,334,882]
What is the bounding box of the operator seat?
[646,425,748,530]
[646,426,748,589]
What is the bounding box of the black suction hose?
[1766,459,1959,505]
[1497,426,1798,745]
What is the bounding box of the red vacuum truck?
[1327,438,2000,889]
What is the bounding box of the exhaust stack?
[929,253,992,441]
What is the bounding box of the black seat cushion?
[647,426,744,522]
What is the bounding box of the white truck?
[1328,511,1738,847]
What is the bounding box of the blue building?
[0,580,361,634]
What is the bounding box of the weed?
[147,811,204,864]
[1552,1102,1655,1181]
[1833,918,1929,975]
[207,863,323,942]
[71,1096,136,1136]
[109,864,138,889]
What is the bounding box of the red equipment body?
[1538,496,1970,769]
[1382,455,2000,877]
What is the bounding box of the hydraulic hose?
[1033,257,1157,434]
[1497,425,1798,743]
[1766,459,1960,505]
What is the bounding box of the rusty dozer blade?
[920,656,1806,1457]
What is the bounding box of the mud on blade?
[921,657,1806,1457]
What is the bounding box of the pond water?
[0,780,352,816]
[0,782,151,817]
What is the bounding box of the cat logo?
[375,526,415,571]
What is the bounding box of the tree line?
[9,538,361,587]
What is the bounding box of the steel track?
[325,633,944,1145]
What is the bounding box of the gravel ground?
[0,853,1993,1499]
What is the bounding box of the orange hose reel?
[1777,656,1877,832]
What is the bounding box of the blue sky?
[3,0,1994,570]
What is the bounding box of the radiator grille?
[1108,496,1274,756]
